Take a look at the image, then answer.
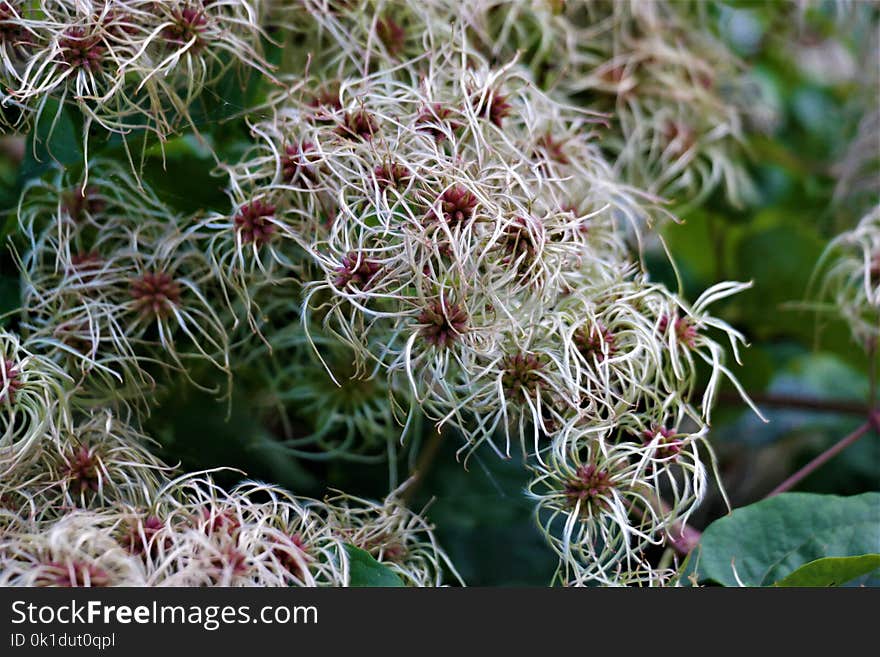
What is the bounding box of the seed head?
[67,251,103,278]
[62,185,105,221]
[272,533,310,578]
[536,133,569,165]
[501,352,546,399]
[431,185,478,227]
[308,84,343,119]
[36,560,110,587]
[234,200,277,245]
[499,216,541,269]
[337,109,378,141]
[870,252,880,285]
[120,516,165,556]
[473,89,512,127]
[417,299,468,347]
[564,464,614,515]
[59,28,105,72]
[0,358,21,404]
[0,3,23,44]
[374,162,412,190]
[130,271,182,319]
[642,425,682,460]
[208,545,250,579]
[63,444,102,496]
[334,252,381,290]
[663,121,696,157]
[416,103,460,141]
[658,314,697,348]
[375,16,405,56]
[163,5,208,49]
[575,323,616,362]
[200,507,241,537]
[281,141,318,184]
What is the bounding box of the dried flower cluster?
[0,0,779,587]
[454,1,761,207]
[0,0,272,145]
[204,1,760,585]
[0,390,456,586]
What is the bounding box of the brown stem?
[718,390,870,416]
[766,412,879,498]
[400,429,444,505]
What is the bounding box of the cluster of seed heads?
[457,1,761,208]
[0,0,272,149]
[0,369,456,586]
[197,1,764,585]
[0,0,818,587]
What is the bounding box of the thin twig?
[766,412,880,498]
[719,390,870,416]
[400,428,444,505]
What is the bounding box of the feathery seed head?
[234,200,277,245]
[130,271,182,319]
[417,299,468,348]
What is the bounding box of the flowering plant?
[0,0,877,588]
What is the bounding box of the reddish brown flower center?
[501,352,546,399]
[234,200,277,246]
[417,299,468,348]
[163,6,208,48]
[59,28,105,71]
[337,110,378,140]
[374,162,412,190]
[472,89,512,128]
[658,314,697,348]
[564,464,614,513]
[37,560,110,587]
[62,186,104,220]
[642,425,683,460]
[130,271,182,319]
[64,444,102,496]
[416,104,460,142]
[0,358,21,404]
[273,533,311,579]
[121,516,166,556]
[433,185,478,227]
[334,252,381,290]
[575,323,616,363]
[282,142,318,184]
[376,16,405,56]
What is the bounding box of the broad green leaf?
[345,545,404,587]
[684,492,880,586]
[773,554,880,587]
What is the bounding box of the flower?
[234,200,277,245]
[58,28,105,72]
[431,185,478,227]
[130,271,182,319]
[417,299,469,347]
[334,252,381,290]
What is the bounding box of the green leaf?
[22,97,82,175]
[773,554,880,587]
[684,492,880,586]
[345,545,405,587]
